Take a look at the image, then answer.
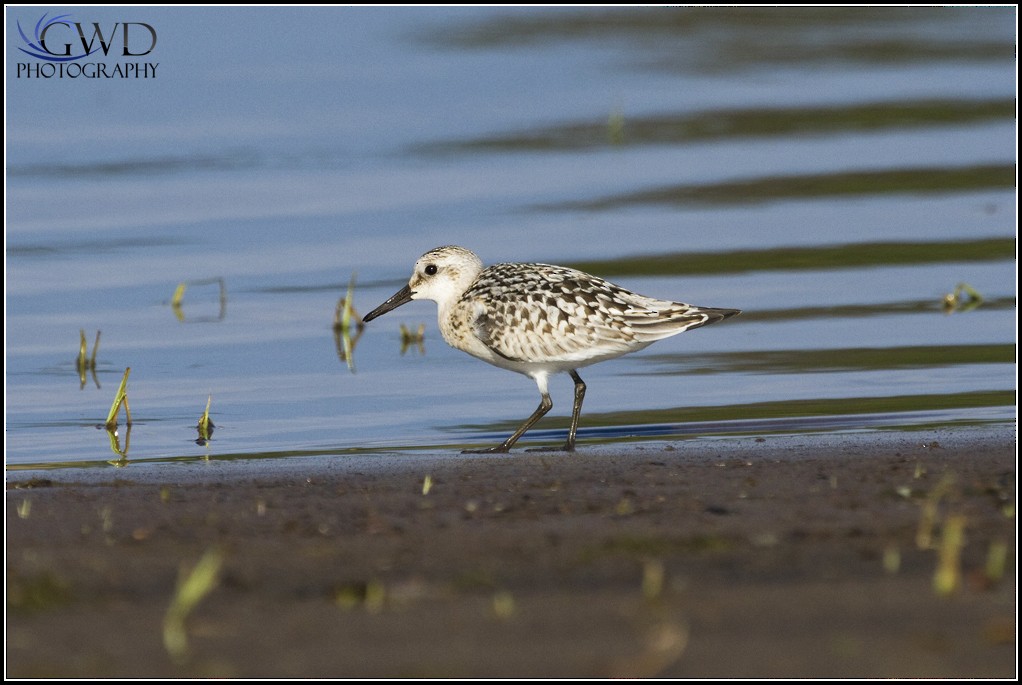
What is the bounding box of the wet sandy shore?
[6,426,1016,678]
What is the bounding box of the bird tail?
[626,304,741,340]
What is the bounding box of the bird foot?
[525,443,576,453]
[461,446,511,454]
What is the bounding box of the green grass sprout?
[333,274,365,373]
[171,282,187,308]
[942,282,984,314]
[163,546,225,663]
[933,514,967,596]
[76,330,101,388]
[400,323,426,355]
[492,590,516,619]
[105,425,131,465]
[196,395,215,445]
[915,472,956,550]
[984,540,1008,584]
[171,278,227,322]
[333,273,364,333]
[333,579,385,613]
[105,368,132,430]
[882,544,901,574]
[642,558,665,601]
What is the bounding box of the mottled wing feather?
[464,263,725,364]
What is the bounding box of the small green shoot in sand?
[933,514,967,596]
[163,546,224,663]
[105,368,132,430]
[915,472,956,550]
[492,591,516,620]
[984,540,1008,585]
[334,580,385,613]
[882,544,901,574]
[642,558,665,601]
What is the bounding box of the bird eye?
[424,264,438,276]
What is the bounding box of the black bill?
[363,284,414,322]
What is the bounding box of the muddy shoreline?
[6,427,1017,678]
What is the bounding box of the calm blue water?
[5,7,1017,468]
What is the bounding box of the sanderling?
[363,246,740,453]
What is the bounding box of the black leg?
[524,370,586,453]
[463,394,553,454]
[564,370,586,451]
